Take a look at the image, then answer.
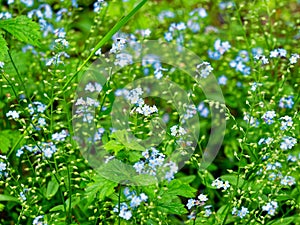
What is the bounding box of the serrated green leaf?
[104,140,124,154]
[97,159,136,183]
[163,179,196,198]
[0,16,41,47]
[0,34,8,60]
[86,176,118,201]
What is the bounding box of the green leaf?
[97,159,136,183]
[216,205,230,224]
[128,150,142,162]
[0,194,20,203]
[157,202,187,215]
[0,134,10,153]
[267,217,294,225]
[163,179,196,198]
[130,174,157,185]
[0,130,21,154]
[49,205,64,212]
[220,174,244,188]
[46,179,59,200]
[103,140,124,154]
[0,34,8,60]
[111,130,145,151]
[177,175,196,184]
[86,175,118,201]
[0,16,41,47]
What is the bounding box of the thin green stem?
[118,184,121,225]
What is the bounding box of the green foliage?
[0,33,8,60]
[0,194,20,203]
[0,16,41,47]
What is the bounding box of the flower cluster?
[279,96,294,109]
[187,8,207,33]
[164,22,186,42]
[16,142,57,158]
[6,110,20,119]
[197,102,210,118]
[26,101,48,130]
[133,147,178,181]
[196,61,213,78]
[232,206,249,219]
[0,155,8,179]
[280,176,296,186]
[269,48,287,58]
[113,187,148,220]
[211,178,230,190]
[280,136,297,150]
[243,113,259,127]
[46,52,70,66]
[186,193,208,209]
[258,137,273,145]
[229,50,251,76]
[118,87,158,116]
[170,125,187,137]
[280,116,293,130]
[75,96,100,124]
[289,53,300,64]
[52,130,69,142]
[110,37,127,54]
[208,39,231,60]
[262,201,278,216]
[261,110,276,125]
[113,203,132,220]
[84,82,102,93]
[33,215,47,225]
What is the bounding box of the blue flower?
[117,203,132,220]
[21,0,33,7]
[279,96,294,108]
[280,136,297,150]
[261,110,276,125]
[186,199,195,209]
[218,75,227,85]
[197,102,209,117]
[164,32,173,41]
[33,215,47,225]
[0,162,7,172]
[280,176,296,186]
[196,62,213,78]
[232,206,249,218]
[262,201,278,216]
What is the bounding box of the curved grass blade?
[62,0,148,91]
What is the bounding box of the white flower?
[198,194,208,202]
[6,110,20,119]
